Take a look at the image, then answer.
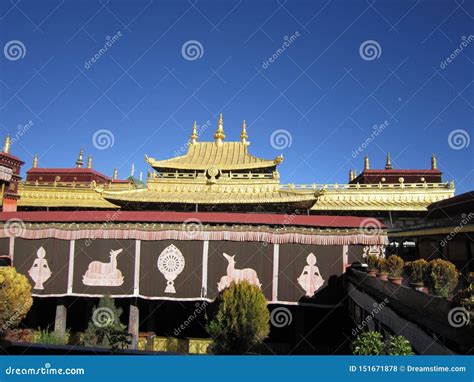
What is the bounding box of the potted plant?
[376,258,389,281]
[405,259,428,292]
[366,254,378,277]
[387,255,404,285]
[424,259,459,298]
[352,331,384,355]
[387,335,414,355]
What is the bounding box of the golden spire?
[431,153,437,170]
[385,152,392,170]
[349,169,355,182]
[87,154,93,169]
[75,149,84,168]
[189,121,198,145]
[241,120,249,146]
[113,168,118,180]
[33,154,38,168]
[3,135,11,154]
[364,155,370,170]
[214,113,225,145]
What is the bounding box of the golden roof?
[146,141,281,171]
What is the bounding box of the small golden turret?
[241,120,249,146]
[112,168,118,180]
[3,135,11,154]
[214,113,225,145]
[349,169,355,182]
[385,152,392,170]
[189,121,198,145]
[87,154,93,169]
[431,153,437,170]
[33,154,38,168]
[364,155,370,170]
[75,149,84,168]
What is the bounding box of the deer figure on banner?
[83,248,124,287]
[217,253,261,291]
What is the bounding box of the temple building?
[0,114,463,352]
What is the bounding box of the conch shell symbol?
[297,253,324,297]
[28,247,52,290]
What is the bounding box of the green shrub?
[405,259,428,285]
[366,254,378,270]
[376,258,388,274]
[424,259,459,298]
[453,272,474,319]
[387,335,414,355]
[0,267,33,336]
[34,328,69,345]
[352,331,384,355]
[387,255,404,278]
[83,296,130,350]
[206,281,270,354]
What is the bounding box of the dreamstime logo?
[441,212,474,247]
[4,218,26,237]
[447,307,470,328]
[84,31,122,69]
[182,218,204,239]
[448,129,470,150]
[4,40,26,61]
[359,40,381,61]
[174,301,208,336]
[92,129,115,150]
[262,31,300,69]
[11,120,34,145]
[360,218,383,236]
[92,307,115,328]
[440,35,474,69]
[270,307,293,328]
[351,120,389,158]
[181,40,204,61]
[351,298,389,337]
[270,129,292,150]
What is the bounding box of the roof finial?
[385,152,392,170]
[364,155,370,170]
[241,120,249,146]
[113,168,118,180]
[87,154,93,169]
[349,169,355,182]
[189,121,198,145]
[130,163,135,177]
[33,154,38,168]
[3,135,11,154]
[214,113,225,145]
[75,149,84,168]
[431,153,437,170]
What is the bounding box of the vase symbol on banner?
[28,247,52,290]
[82,248,124,286]
[157,244,185,293]
[297,253,324,297]
[217,253,261,291]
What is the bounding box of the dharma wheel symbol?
[157,244,185,293]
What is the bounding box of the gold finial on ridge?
[364,155,369,170]
[241,120,249,146]
[349,169,355,182]
[113,168,118,180]
[33,154,38,168]
[3,135,11,154]
[76,149,84,168]
[431,153,437,170]
[190,121,198,145]
[214,113,225,144]
[87,154,93,169]
[385,152,392,170]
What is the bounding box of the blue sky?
[0,0,472,193]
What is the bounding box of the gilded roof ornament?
[241,120,249,146]
[87,154,93,169]
[76,149,84,168]
[385,152,392,170]
[3,135,11,154]
[274,154,284,165]
[214,113,225,145]
[364,155,370,170]
[113,168,118,180]
[189,121,198,145]
[33,154,38,168]
[431,153,437,170]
